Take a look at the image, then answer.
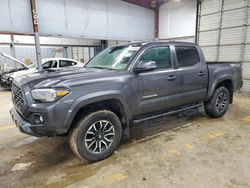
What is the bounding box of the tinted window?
[176,46,200,67]
[140,46,172,69]
[59,60,75,67]
[42,61,53,69]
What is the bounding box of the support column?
[30,0,43,71]
[10,34,16,68]
[63,47,68,58]
[216,0,224,62]
[154,6,159,39]
[100,40,108,50]
[195,0,201,44]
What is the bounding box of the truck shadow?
[5,110,206,165]
[129,110,207,140]
[13,110,207,166]
[0,110,207,186]
[29,109,207,168]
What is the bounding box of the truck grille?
[12,83,25,111]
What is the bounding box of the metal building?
[0,0,155,69]
[197,0,250,93]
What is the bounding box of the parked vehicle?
[0,53,83,89]
[0,53,29,89]
[10,42,242,162]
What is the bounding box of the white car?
[0,53,83,89]
[11,57,83,79]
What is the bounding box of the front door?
[133,45,178,117]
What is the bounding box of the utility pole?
[30,0,43,71]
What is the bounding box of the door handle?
[166,75,176,81]
[198,71,205,76]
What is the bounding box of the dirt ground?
[0,90,250,188]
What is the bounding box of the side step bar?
[133,103,203,124]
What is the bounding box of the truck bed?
[206,62,242,101]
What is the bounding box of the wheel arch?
[64,93,132,137]
[205,77,234,103]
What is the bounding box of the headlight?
[31,88,70,102]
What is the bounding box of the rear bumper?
[10,108,64,137]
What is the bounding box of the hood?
[1,67,28,77]
[10,68,37,79]
[0,53,29,68]
[14,67,119,88]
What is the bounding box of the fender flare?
[205,75,234,102]
[63,91,132,131]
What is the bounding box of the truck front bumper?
[10,108,66,137]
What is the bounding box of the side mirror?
[134,60,157,73]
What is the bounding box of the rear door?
[133,45,178,116]
[174,45,208,106]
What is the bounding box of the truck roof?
[115,41,197,48]
[148,41,195,45]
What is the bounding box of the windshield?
[85,45,141,71]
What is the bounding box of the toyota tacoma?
[10,42,242,162]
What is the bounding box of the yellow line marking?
[185,144,193,149]
[201,131,225,141]
[243,116,250,122]
[107,173,127,183]
[0,125,15,131]
[168,149,181,156]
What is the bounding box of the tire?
[204,86,230,118]
[69,110,122,162]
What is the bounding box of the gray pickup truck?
[10,42,242,162]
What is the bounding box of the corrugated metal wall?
[197,0,250,93]
[159,36,195,43]
[0,0,154,41]
[72,47,95,64]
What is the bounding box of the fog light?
[31,114,44,124]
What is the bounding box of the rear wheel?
[69,110,122,162]
[204,86,230,118]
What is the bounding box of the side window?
[175,46,200,67]
[42,61,53,69]
[59,60,75,67]
[140,46,172,69]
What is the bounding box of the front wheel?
[204,86,230,118]
[69,110,122,162]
